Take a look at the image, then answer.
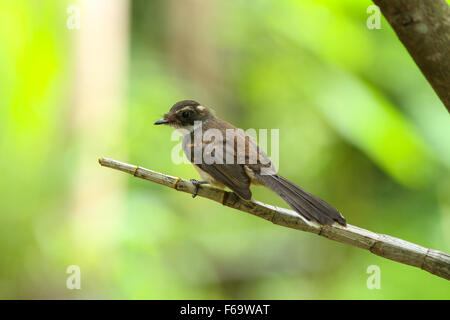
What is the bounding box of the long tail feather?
[257,174,346,226]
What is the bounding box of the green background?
[0,0,449,299]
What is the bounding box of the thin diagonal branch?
[99,157,450,281]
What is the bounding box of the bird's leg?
[190,179,208,198]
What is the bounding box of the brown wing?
[182,119,258,200]
[181,118,278,199]
[196,163,252,200]
[214,119,276,176]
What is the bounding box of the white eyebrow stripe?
[176,106,195,113]
[197,105,205,111]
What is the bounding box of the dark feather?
[182,120,253,200]
[196,163,252,200]
[257,174,346,226]
[181,115,346,226]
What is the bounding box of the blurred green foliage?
[0,0,449,299]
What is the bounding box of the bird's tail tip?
[258,174,347,227]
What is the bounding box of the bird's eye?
[182,111,191,118]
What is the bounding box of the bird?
[154,100,346,226]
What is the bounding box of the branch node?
[221,191,228,205]
[369,240,378,253]
[318,226,324,236]
[421,248,431,270]
[173,177,181,190]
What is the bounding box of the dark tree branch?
[373,0,450,111]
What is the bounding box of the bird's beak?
[154,118,171,125]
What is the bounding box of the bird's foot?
[190,179,208,198]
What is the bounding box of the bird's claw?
[190,179,208,198]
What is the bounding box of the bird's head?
[154,100,215,130]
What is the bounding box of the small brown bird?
[155,100,346,226]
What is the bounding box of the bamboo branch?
[372,0,450,112]
[98,157,450,281]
